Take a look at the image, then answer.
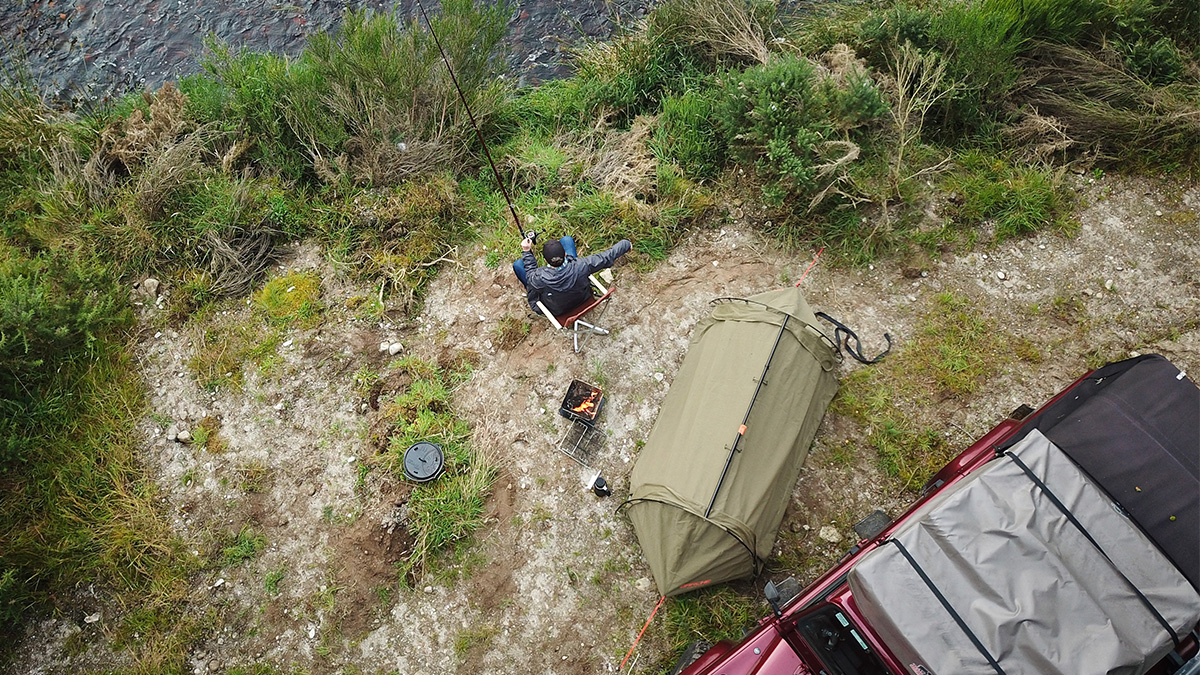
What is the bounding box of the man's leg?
[560,236,577,259]
[512,259,529,288]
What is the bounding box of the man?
[513,235,632,316]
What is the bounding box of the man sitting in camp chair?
[513,235,631,316]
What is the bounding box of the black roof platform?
[999,354,1200,590]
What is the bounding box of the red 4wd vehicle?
[677,355,1200,675]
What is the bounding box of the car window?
[795,606,890,675]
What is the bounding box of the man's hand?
[521,238,533,252]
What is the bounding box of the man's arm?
[577,239,632,275]
[520,239,542,311]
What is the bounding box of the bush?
[654,88,724,178]
[571,27,710,124]
[0,247,125,465]
[716,54,885,207]
[1119,36,1186,85]
[196,0,509,186]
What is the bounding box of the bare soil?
[10,173,1200,674]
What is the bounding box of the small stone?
[635,577,652,592]
[308,485,318,496]
[84,612,101,624]
[653,372,664,382]
[379,341,390,352]
[141,278,160,296]
[424,585,434,594]
[712,261,719,266]
[388,342,404,356]
[1155,210,1163,217]
[996,271,1006,280]
[273,401,285,411]
[166,426,179,442]
[176,429,191,443]
[1104,279,1114,291]
[920,271,928,278]
[818,525,842,544]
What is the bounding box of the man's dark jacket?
[523,239,631,315]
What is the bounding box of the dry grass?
[654,0,773,64]
[1014,42,1200,163]
[577,116,660,202]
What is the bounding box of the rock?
[166,426,179,442]
[1155,210,1163,217]
[635,577,652,592]
[388,342,404,356]
[175,429,191,443]
[424,585,434,594]
[273,401,285,411]
[1105,279,1114,291]
[818,525,842,544]
[83,612,101,624]
[379,341,390,352]
[653,372,664,382]
[996,271,1006,280]
[141,278,160,297]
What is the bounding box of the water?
[0,0,650,105]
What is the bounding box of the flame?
[571,389,601,415]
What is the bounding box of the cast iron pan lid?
[403,441,445,482]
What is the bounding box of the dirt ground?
[10,172,1200,674]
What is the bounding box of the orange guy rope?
[795,246,825,286]
[621,595,666,670]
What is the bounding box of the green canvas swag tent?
[624,287,839,597]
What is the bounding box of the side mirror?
[765,580,783,618]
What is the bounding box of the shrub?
[1119,36,1186,85]
[571,27,709,124]
[0,247,125,465]
[654,88,724,178]
[716,54,885,207]
[197,0,509,186]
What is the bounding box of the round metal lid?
[403,441,444,482]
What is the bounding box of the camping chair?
[536,272,614,353]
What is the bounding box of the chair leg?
[575,319,609,336]
[571,320,609,353]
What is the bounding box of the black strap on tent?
[815,312,891,364]
[889,539,1006,675]
[705,315,790,518]
[1003,451,1181,648]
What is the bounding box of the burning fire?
[572,389,601,415]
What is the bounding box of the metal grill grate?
[559,419,605,467]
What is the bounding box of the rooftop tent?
[624,287,839,597]
[849,429,1200,675]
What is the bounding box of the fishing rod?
[413,0,532,242]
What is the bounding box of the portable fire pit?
[558,380,605,467]
[560,379,605,424]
